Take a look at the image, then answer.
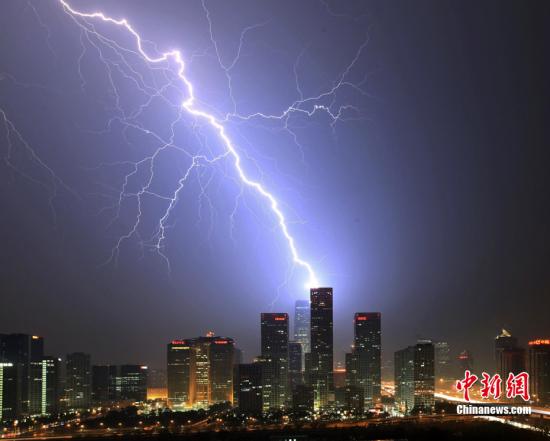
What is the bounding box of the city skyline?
[3,293,548,421]
[2,302,547,374]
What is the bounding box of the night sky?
[1,0,549,374]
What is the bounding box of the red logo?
[456,370,478,401]
[480,373,502,399]
[456,371,530,402]
[506,372,530,401]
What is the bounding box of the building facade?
[118,365,148,402]
[353,312,381,407]
[167,340,192,408]
[65,352,91,411]
[288,341,303,391]
[309,287,334,410]
[394,341,435,414]
[167,335,234,409]
[260,313,289,410]
[294,300,310,356]
[434,341,453,381]
[495,329,525,378]
[528,339,550,405]
[233,363,263,415]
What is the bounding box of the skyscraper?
[294,300,310,356]
[0,362,17,422]
[209,338,235,404]
[394,346,415,414]
[0,333,44,418]
[495,330,525,379]
[118,365,148,402]
[92,365,117,404]
[41,356,61,415]
[292,384,314,413]
[29,336,45,416]
[260,313,289,410]
[233,363,263,415]
[310,287,334,410]
[413,340,435,412]
[169,335,235,409]
[457,350,474,374]
[345,352,359,388]
[167,340,192,408]
[353,312,381,407]
[434,341,452,381]
[528,339,550,405]
[65,353,91,411]
[394,341,435,414]
[189,338,211,408]
[288,341,303,391]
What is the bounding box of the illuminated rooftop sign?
[529,339,550,346]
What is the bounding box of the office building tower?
[353,312,381,407]
[292,384,314,413]
[499,347,526,379]
[494,329,525,380]
[304,352,313,386]
[414,340,435,412]
[0,362,17,422]
[0,334,44,417]
[294,300,310,356]
[233,363,263,415]
[119,365,148,402]
[345,352,359,387]
[209,338,235,404]
[310,287,334,410]
[261,313,289,410]
[92,365,117,404]
[288,341,303,390]
[167,340,192,408]
[28,336,45,416]
[233,348,243,366]
[168,336,235,409]
[340,385,364,415]
[495,329,517,359]
[457,350,474,374]
[189,338,211,408]
[394,341,435,414]
[495,329,519,373]
[394,346,415,414]
[91,365,148,404]
[41,356,61,415]
[434,341,452,380]
[529,339,550,404]
[65,353,91,410]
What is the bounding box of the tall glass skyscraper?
[293,300,310,356]
[310,287,334,410]
[65,352,91,411]
[260,313,289,410]
[394,341,435,414]
[167,340,192,408]
[167,336,234,410]
[529,339,550,405]
[353,312,381,407]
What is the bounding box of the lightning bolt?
[5,1,369,295]
[58,0,324,288]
